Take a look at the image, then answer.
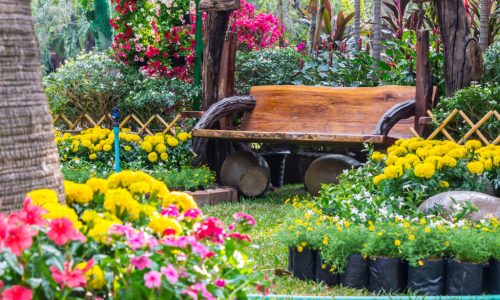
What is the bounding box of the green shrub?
[153,166,216,191]
[446,227,490,264]
[432,84,499,141]
[483,41,500,84]
[235,48,305,94]
[44,51,137,118]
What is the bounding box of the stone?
[418,191,500,221]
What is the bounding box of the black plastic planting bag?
[486,259,500,294]
[293,247,317,281]
[288,247,294,272]
[446,259,485,295]
[315,252,340,286]
[407,259,445,296]
[341,254,369,289]
[369,257,407,293]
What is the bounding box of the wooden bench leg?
[220,151,271,197]
[304,154,361,196]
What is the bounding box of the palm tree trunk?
[354,0,361,49]
[479,0,490,51]
[307,0,318,54]
[0,0,64,211]
[372,0,382,62]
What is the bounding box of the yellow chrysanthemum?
[166,136,179,147]
[129,181,151,195]
[383,165,403,179]
[86,178,108,194]
[439,180,450,188]
[104,188,140,220]
[141,141,153,153]
[371,151,386,162]
[148,152,158,163]
[26,189,59,207]
[414,163,435,179]
[65,181,94,205]
[103,144,112,152]
[465,140,482,151]
[88,219,119,244]
[373,174,387,186]
[394,240,401,246]
[148,214,182,236]
[177,132,190,142]
[43,203,83,229]
[75,263,106,290]
[155,143,167,153]
[467,161,484,175]
[160,152,168,161]
[162,192,197,212]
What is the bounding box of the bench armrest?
[374,100,415,136]
[193,96,256,131]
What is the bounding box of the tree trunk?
[372,0,382,62]
[307,0,318,54]
[313,0,325,52]
[277,0,285,47]
[0,0,64,212]
[354,0,361,49]
[479,0,490,51]
[435,0,483,97]
[202,11,230,110]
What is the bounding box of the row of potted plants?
[0,171,269,299]
[282,198,500,295]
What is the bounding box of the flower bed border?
[186,186,238,206]
[248,295,500,299]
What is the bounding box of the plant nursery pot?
[369,257,407,293]
[341,254,369,289]
[288,246,294,272]
[446,259,485,295]
[262,151,290,188]
[407,259,446,296]
[486,258,500,294]
[292,246,317,281]
[315,252,340,286]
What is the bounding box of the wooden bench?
[192,85,436,196]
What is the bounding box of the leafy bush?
[44,51,136,118]
[433,84,500,142]
[446,227,491,263]
[153,166,216,191]
[483,41,500,84]
[235,48,305,94]
[44,51,199,119]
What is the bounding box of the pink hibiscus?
[160,264,178,284]
[1,285,33,300]
[47,218,85,246]
[144,270,162,289]
[3,223,37,256]
[8,199,46,227]
[130,255,152,270]
[50,259,93,288]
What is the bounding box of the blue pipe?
[114,126,120,172]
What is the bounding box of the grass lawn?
[203,185,374,297]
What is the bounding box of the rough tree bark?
[479,0,490,52]
[435,0,483,97]
[0,0,64,211]
[372,0,382,62]
[201,11,230,110]
[354,0,361,49]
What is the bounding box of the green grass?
[203,185,374,297]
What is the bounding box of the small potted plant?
[445,226,490,295]
[322,224,369,289]
[363,222,407,293]
[485,227,500,294]
[399,222,447,295]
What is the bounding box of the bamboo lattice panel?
[53,114,181,136]
[411,109,500,145]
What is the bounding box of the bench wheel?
[304,154,361,196]
[220,151,271,197]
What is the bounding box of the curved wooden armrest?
[374,100,415,136]
[193,96,256,131]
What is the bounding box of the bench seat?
[192,128,397,145]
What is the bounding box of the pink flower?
[190,240,215,259]
[296,41,306,52]
[193,217,225,244]
[161,236,191,248]
[109,224,136,237]
[229,232,252,242]
[183,283,215,300]
[215,279,226,287]
[128,231,146,250]
[47,218,85,246]
[9,199,46,227]
[184,208,202,219]
[130,255,152,270]
[144,270,162,289]
[3,224,37,256]
[1,285,33,300]
[50,259,93,288]
[161,264,178,284]
[161,205,180,218]
[233,212,256,226]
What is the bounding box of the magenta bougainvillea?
[110,0,284,79]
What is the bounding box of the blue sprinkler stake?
[111,107,121,172]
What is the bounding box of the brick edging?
[185,186,238,207]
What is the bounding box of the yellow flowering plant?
[362,222,406,258]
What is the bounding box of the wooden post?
[218,31,238,130]
[415,30,433,136]
[435,0,482,97]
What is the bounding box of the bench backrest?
[242,85,419,138]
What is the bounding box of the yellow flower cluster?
[162,192,198,212]
[372,138,499,185]
[148,213,183,236]
[26,189,59,207]
[65,181,94,204]
[76,262,106,290]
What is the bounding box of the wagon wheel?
[304,154,361,196]
[220,151,271,197]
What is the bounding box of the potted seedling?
[363,222,407,293]
[446,226,490,295]
[399,222,447,295]
[486,228,500,294]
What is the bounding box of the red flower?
[194,217,225,244]
[3,223,36,256]
[1,285,33,300]
[145,46,160,58]
[50,259,93,288]
[47,218,85,246]
[229,232,252,242]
